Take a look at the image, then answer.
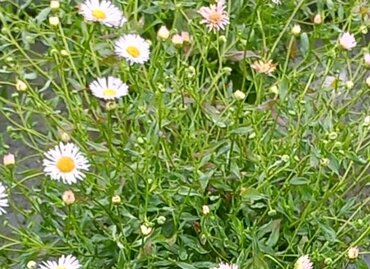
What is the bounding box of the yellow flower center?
[56,266,67,269]
[209,11,222,23]
[92,8,107,20]
[56,156,75,173]
[126,46,140,58]
[103,88,117,97]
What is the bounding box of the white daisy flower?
[272,0,282,4]
[0,183,9,215]
[79,0,126,28]
[89,76,128,100]
[114,34,151,65]
[198,0,229,32]
[40,255,81,269]
[294,255,313,269]
[212,262,238,269]
[43,143,90,185]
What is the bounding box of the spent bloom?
[43,142,90,185]
[313,14,322,24]
[348,246,359,259]
[140,224,152,236]
[294,255,313,269]
[251,59,277,76]
[39,255,81,269]
[115,34,150,65]
[79,0,126,28]
[339,32,356,50]
[212,262,239,269]
[202,205,210,215]
[0,183,9,215]
[89,76,128,100]
[172,34,184,47]
[198,0,229,32]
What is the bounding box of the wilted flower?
[339,32,356,51]
[251,59,277,75]
[62,190,75,205]
[198,0,229,32]
[294,255,313,269]
[3,153,15,166]
[348,246,359,259]
[49,16,60,26]
[157,25,170,40]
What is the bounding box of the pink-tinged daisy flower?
[198,0,229,32]
[339,32,356,51]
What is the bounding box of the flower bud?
[50,0,60,10]
[366,76,370,87]
[171,34,183,47]
[233,90,245,100]
[112,195,121,204]
[291,24,301,36]
[157,216,166,225]
[328,132,338,140]
[60,132,71,143]
[140,224,152,236]
[364,115,370,126]
[49,16,60,26]
[62,190,75,205]
[27,261,37,269]
[16,79,27,91]
[60,49,69,57]
[157,26,170,40]
[364,53,370,68]
[345,80,354,90]
[320,158,330,166]
[3,153,15,166]
[348,246,359,259]
[181,32,191,43]
[313,14,322,24]
[202,205,210,215]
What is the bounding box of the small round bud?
[106,101,117,111]
[366,76,370,87]
[171,34,183,47]
[348,246,359,259]
[140,224,152,236]
[267,209,277,216]
[219,35,227,43]
[112,195,121,204]
[49,16,60,26]
[328,132,338,140]
[320,158,330,166]
[50,0,60,10]
[157,216,166,225]
[222,67,232,76]
[291,24,301,36]
[60,132,71,143]
[360,25,368,34]
[186,66,196,78]
[364,115,370,126]
[181,32,191,43]
[15,79,27,91]
[62,190,75,205]
[233,90,246,100]
[60,49,69,57]
[364,53,370,68]
[281,155,289,162]
[202,205,210,215]
[345,80,354,90]
[157,25,170,40]
[3,153,15,166]
[270,85,279,95]
[27,261,37,269]
[313,14,322,24]
[248,132,256,139]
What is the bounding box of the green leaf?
[299,32,310,57]
[290,177,309,185]
[35,8,51,25]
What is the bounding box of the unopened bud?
[313,14,322,24]
[140,224,152,236]
[16,79,27,91]
[348,246,359,259]
[3,153,15,166]
[157,26,170,40]
[233,90,246,100]
[62,190,75,205]
[112,195,121,204]
[50,0,60,10]
[49,16,60,26]
[291,24,301,36]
